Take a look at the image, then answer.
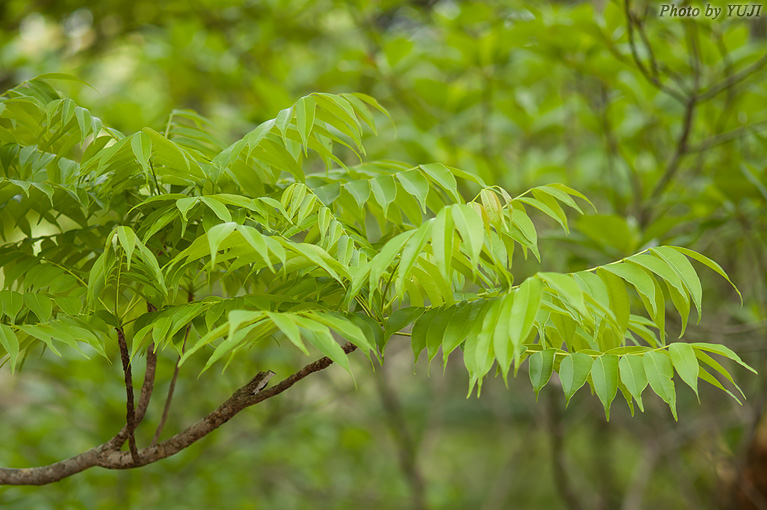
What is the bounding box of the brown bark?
[116,327,140,464]
[0,343,357,485]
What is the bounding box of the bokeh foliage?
[1,0,766,508]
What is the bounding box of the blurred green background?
[1,0,766,508]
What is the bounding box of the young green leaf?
[384,307,423,348]
[411,308,438,363]
[206,222,237,269]
[267,312,308,355]
[591,354,619,420]
[651,247,703,323]
[452,204,485,269]
[690,342,757,374]
[558,352,594,407]
[618,355,647,412]
[296,95,316,154]
[508,277,543,359]
[643,351,678,420]
[397,169,430,213]
[0,324,20,373]
[668,343,700,401]
[431,207,455,277]
[669,246,742,303]
[602,263,657,316]
[529,348,556,401]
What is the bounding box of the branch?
[374,364,426,510]
[547,392,583,510]
[115,327,140,464]
[624,0,687,104]
[686,120,767,153]
[152,291,193,445]
[151,327,189,445]
[0,343,357,485]
[0,345,157,486]
[697,52,767,103]
[103,344,358,469]
[643,96,696,221]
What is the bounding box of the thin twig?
[624,0,687,104]
[685,20,702,93]
[151,326,190,446]
[116,327,140,465]
[686,120,767,153]
[0,343,358,485]
[547,392,583,510]
[151,291,194,445]
[374,364,427,510]
[643,96,696,224]
[697,52,767,103]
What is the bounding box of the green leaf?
[452,204,484,269]
[508,277,543,362]
[420,163,461,202]
[131,131,152,176]
[668,343,700,401]
[23,294,52,322]
[627,253,690,337]
[539,273,588,318]
[296,95,316,154]
[75,106,92,143]
[689,342,757,373]
[441,302,478,364]
[350,92,391,121]
[0,324,20,373]
[480,189,506,231]
[397,222,434,297]
[370,175,397,218]
[283,241,346,283]
[384,307,423,350]
[697,367,743,405]
[312,312,374,355]
[431,207,454,277]
[206,222,237,269]
[669,246,742,304]
[650,247,703,323]
[368,230,416,291]
[411,308,437,362]
[559,352,594,407]
[296,322,351,374]
[529,348,556,401]
[597,268,630,336]
[275,106,293,146]
[116,226,137,270]
[618,355,647,412]
[226,310,262,341]
[591,354,619,420]
[544,184,596,212]
[267,312,308,355]
[0,290,24,323]
[665,281,691,338]
[643,351,677,420]
[201,197,232,223]
[492,294,515,380]
[516,196,568,233]
[693,349,745,401]
[397,169,430,213]
[176,197,199,220]
[602,263,657,316]
[237,226,274,272]
[343,180,370,210]
[425,307,453,363]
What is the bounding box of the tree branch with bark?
[0,344,357,486]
